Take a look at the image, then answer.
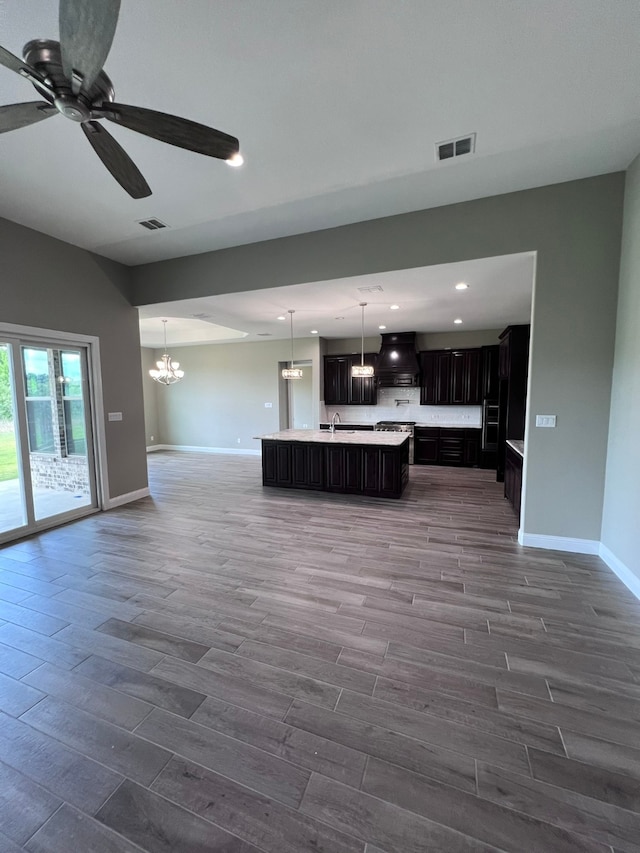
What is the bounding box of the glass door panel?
[0,343,27,534]
[21,344,96,523]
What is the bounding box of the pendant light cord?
[360,302,366,366]
[289,310,295,368]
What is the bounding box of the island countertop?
[506,439,525,457]
[255,429,409,447]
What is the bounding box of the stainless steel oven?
[374,421,415,464]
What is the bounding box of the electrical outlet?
[150,435,154,441]
[237,438,241,444]
[535,414,557,428]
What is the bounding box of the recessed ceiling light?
[310,330,318,334]
[227,152,244,167]
[455,282,469,290]
[454,318,463,324]
[390,304,400,310]
[277,315,286,320]
[378,325,387,330]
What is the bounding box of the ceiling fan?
[0,0,241,198]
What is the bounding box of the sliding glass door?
[0,335,98,543]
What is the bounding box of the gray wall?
[1,216,146,500]
[149,337,321,449]
[140,348,160,447]
[601,154,640,581]
[131,174,624,543]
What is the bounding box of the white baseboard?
[599,543,640,601]
[146,445,164,452]
[104,487,151,509]
[518,531,600,555]
[149,444,261,456]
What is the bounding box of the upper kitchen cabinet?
[481,344,500,400]
[324,356,350,405]
[496,325,530,481]
[324,353,378,405]
[420,349,482,405]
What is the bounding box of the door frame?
[0,322,109,537]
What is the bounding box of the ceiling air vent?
[357,285,384,294]
[137,218,168,231]
[257,333,272,337]
[436,133,476,162]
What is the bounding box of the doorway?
[279,360,313,429]
[0,333,99,543]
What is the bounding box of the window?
[23,347,55,454]
[60,351,87,456]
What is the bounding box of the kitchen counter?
[256,429,409,447]
[506,439,524,457]
[256,430,409,498]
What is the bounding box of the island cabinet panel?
[326,446,347,490]
[259,436,409,498]
[262,442,277,484]
[307,444,325,488]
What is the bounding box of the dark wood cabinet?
[324,353,378,405]
[420,349,483,406]
[482,345,500,400]
[414,427,480,467]
[349,353,377,404]
[415,426,439,464]
[504,444,523,521]
[324,356,350,405]
[497,325,530,481]
[261,438,409,498]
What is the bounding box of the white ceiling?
[137,253,534,346]
[1,1,640,268]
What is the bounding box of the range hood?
[376,331,420,386]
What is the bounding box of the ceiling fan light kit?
[0,0,241,198]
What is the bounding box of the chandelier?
[351,302,375,377]
[282,309,303,379]
[149,319,185,385]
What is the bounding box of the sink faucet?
[330,412,341,433]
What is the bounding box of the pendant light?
[351,302,375,377]
[149,319,185,385]
[281,309,303,379]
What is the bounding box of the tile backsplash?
[321,387,482,427]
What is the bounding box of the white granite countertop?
[255,429,410,447]
[506,439,525,457]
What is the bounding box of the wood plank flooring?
[1,451,639,852]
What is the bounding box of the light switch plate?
[264,402,272,408]
[108,412,123,422]
[535,414,556,428]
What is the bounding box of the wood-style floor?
[1,452,639,853]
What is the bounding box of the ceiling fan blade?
[0,44,49,89]
[82,120,151,199]
[59,0,121,94]
[102,102,240,160]
[0,101,56,133]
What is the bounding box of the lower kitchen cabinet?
[504,443,523,521]
[415,427,481,467]
[262,439,409,497]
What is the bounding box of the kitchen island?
[255,429,410,498]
